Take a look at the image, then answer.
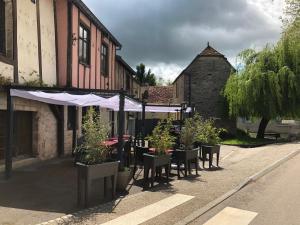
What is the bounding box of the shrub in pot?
[76,107,118,207]
[173,116,199,178]
[194,115,225,168]
[144,119,175,187]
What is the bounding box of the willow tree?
[224,45,300,138]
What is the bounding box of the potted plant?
[173,116,199,178]
[144,119,175,187]
[76,107,119,207]
[117,166,133,191]
[194,116,225,168]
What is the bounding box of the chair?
[201,145,220,169]
[133,146,149,177]
[123,139,132,167]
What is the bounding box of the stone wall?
[175,55,236,133]
[0,92,74,160]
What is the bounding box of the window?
[79,24,90,65]
[101,44,109,76]
[0,0,13,59]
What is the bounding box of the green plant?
[193,114,225,146]
[180,117,197,150]
[20,70,48,87]
[147,118,175,155]
[78,107,110,165]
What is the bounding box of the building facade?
[0,0,133,162]
[173,44,236,133]
[0,0,61,161]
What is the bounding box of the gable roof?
[199,44,224,57]
[72,0,121,48]
[172,43,234,84]
[146,86,174,104]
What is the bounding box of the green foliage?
[20,70,48,87]
[180,117,197,150]
[78,107,111,165]
[147,118,176,155]
[193,114,225,146]
[136,63,157,86]
[224,44,300,120]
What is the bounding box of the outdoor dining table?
[148,148,174,154]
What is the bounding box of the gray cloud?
[84,0,283,80]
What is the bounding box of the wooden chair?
[133,146,149,178]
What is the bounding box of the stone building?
[173,43,236,133]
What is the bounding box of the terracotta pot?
[117,169,132,191]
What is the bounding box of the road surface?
[191,153,300,225]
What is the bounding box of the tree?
[136,63,157,86]
[224,0,300,139]
[224,45,300,138]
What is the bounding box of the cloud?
[83,0,284,81]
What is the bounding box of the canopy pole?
[5,88,13,179]
[117,90,125,167]
[141,101,146,147]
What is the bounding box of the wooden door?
[0,110,33,159]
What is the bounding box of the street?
[191,152,300,225]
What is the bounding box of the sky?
[83,0,285,83]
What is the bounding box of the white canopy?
[10,89,191,113]
[10,89,109,107]
[106,95,142,112]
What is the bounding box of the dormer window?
[78,24,90,65]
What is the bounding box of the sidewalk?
[42,142,300,225]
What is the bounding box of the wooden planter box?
[173,148,199,178]
[77,161,119,207]
[201,145,221,169]
[143,153,171,188]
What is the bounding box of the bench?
[264,132,280,142]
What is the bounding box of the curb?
[174,149,300,225]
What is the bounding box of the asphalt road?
[190,153,300,225]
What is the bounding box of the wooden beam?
[141,101,146,147]
[5,89,13,179]
[117,90,125,167]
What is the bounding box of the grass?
[221,137,273,146]
[221,130,277,147]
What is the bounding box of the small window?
[0,0,13,59]
[101,44,109,76]
[78,24,90,65]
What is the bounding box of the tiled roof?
[199,44,224,57]
[146,86,173,104]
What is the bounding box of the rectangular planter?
[77,161,119,207]
[143,153,171,188]
[201,145,221,168]
[173,148,199,178]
